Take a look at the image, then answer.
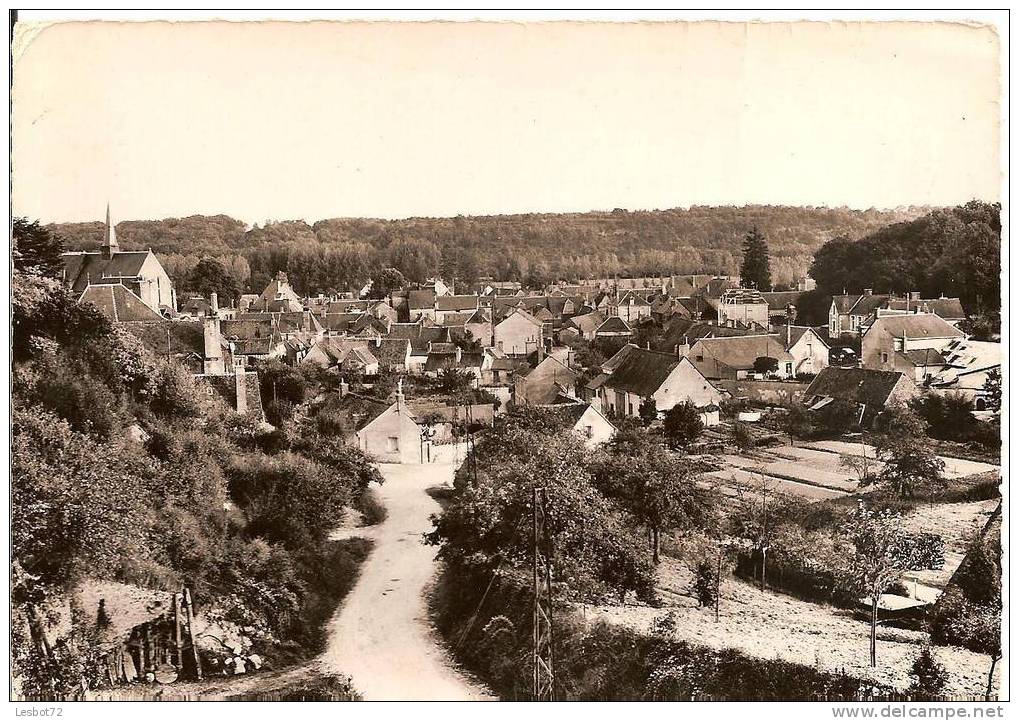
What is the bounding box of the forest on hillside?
[47,205,925,297]
[809,201,1001,314]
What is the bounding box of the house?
[355,382,423,463]
[717,288,770,329]
[930,339,1001,408]
[565,311,606,341]
[220,317,287,364]
[433,295,481,324]
[493,308,544,356]
[464,309,494,346]
[803,367,920,426]
[511,353,579,406]
[828,290,889,337]
[302,338,380,376]
[594,316,632,341]
[797,276,817,292]
[255,271,303,313]
[547,402,617,448]
[869,294,967,328]
[609,290,652,324]
[687,335,795,380]
[593,345,723,421]
[482,355,523,386]
[771,325,830,377]
[407,289,437,321]
[61,205,177,314]
[860,313,966,383]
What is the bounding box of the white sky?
[11,20,1002,224]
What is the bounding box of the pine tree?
[740,227,772,291]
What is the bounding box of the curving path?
[319,448,493,700]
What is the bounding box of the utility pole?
[532,487,555,701]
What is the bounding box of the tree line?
[46,205,924,297]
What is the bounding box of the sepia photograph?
[7,10,1008,709]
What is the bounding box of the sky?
[11,20,1002,225]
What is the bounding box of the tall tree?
[185,257,242,303]
[13,218,64,278]
[866,405,946,498]
[740,227,772,291]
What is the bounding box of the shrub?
[753,356,779,375]
[912,392,976,441]
[907,646,949,699]
[731,420,754,451]
[663,402,704,447]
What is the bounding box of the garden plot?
[704,468,845,501]
[586,558,998,697]
[801,441,999,480]
[899,499,999,589]
[721,451,859,492]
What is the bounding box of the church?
[61,205,177,314]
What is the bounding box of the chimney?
[910,291,921,301]
[339,379,349,397]
[455,345,462,364]
[203,317,224,375]
[303,309,312,330]
[537,342,545,363]
[863,288,873,296]
[210,292,219,315]
[234,367,247,414]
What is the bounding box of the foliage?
[907,646,949,699]
[182,256,242,303]
[13,217,65,277]
[50,206,923,295]
[638,397,658,425]
[809,201,1000,313]
[731,420,754,451]
[428,431,655,603]
[739,227,772,291]
[663,401,704,448]
[752,356,778,375]
[981,368,1001,411]
[911,392,976,441]
[868,406,946,498]
[593,441,716,564]
[783,404,814,441]
[368,267,405,299]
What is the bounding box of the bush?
[912,393,976,441]
[907,646,949,699]
[663,402,704,447]
[731,420,754,451]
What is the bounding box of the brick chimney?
[210,292,219,315]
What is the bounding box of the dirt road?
[320,450,493,701]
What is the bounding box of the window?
[785,363,793,375]
[583,425,593,439]
[696,355,704,362]
[881,353,888,364]
[387,436,399,452]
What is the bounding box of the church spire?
[101,202,119,259]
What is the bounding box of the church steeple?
[101,203,119,259]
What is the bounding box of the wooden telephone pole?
[532,487,555,701]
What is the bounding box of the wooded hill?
[48,205,926,296]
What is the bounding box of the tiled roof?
[435,295,480,312]
[596,316,632,334]
[692,335,794,369]
[78,283,163,322]
[867,313,965,340]
[408,289,436,309]
[805,367,907,407]
[759,291,805,312]
[602,347,681,397]
[62,251,151,293]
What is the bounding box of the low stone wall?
[717,379,809,407]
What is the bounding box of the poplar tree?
[740,227,772,291]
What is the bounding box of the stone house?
[860,313,965,384]
[688,335,795,380]
[493,308,544,356]
[355,383,424,464]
